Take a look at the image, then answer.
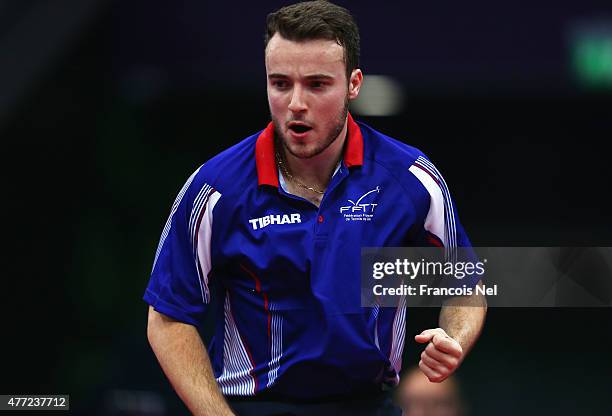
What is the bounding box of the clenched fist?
[415,328,463,383]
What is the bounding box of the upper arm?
[407,155,481,289]
[408,155,469,249]
[143,168,222,328]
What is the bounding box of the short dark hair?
[264,0,360,81]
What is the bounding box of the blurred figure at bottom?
[396,367,465,416]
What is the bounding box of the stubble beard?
[273,96,349,160]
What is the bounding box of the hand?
[415,328,463,383]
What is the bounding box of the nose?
[288,86,307,113]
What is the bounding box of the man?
[144,1,486,415]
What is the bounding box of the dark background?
[1,1,611,414]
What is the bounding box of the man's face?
[265,33,362,159]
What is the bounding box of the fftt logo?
[340,186,380,214]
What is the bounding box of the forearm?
[439,281,487,359]
[147,306,234,416]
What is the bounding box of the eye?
[271,80,289,89]
[310,81,325,89]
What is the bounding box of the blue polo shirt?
[144,114,476,399]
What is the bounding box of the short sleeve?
[408,155,481,289]
[143,167,221,327]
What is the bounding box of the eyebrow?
[267,73,335,80]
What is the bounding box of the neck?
[281,120,348,191]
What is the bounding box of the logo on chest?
[339,186,381,222]
[248,213,301,230]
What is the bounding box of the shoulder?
[184,130,261,198]
[199,131,260,185]
[358,121,442,197]
[358,121,426,168]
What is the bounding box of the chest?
[209,174,420,302]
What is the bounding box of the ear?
[348,69,363,100]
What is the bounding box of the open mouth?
[288,124,312,134]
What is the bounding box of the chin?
[285,142,322,159]
[287,146,315,159]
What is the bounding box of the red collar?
[255,113,364,187]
